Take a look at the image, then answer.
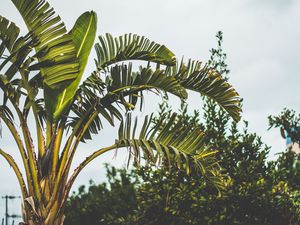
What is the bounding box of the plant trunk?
[19,214,65,225]
[19,199,65,225]
[19,220,64,225]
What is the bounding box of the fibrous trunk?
[19,198,65,225]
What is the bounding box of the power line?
[1,195,21,225]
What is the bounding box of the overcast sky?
[0,0,300,221]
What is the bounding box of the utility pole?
[2,195,21,225]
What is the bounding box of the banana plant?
[0,0,241,225]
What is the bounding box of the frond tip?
[166,59,242,122]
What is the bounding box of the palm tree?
[0,0,241,225]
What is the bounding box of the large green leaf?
[46,11,97,121]
[11,0,81,121]
[11,0,80,88]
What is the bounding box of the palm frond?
[67,99,115,142]
[100,63,187,111]
[0,74,23,106]
[105,63,187,101]
[116,112,224,185]
[76,71,106,99]
[166,59,241,121]
[11,0,83,121]
[66,71,115,141]
[95,33,176,70]
[0,15,37,81]
[69,63,188,142]
[11,0,80,88]
[0,16,20,56]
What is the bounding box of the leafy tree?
[0,1,241,225]
[268,109,300,189]
[268,109,300,215]
[65,32,300,225]
[269,108,300,145]
[65,164,138,225]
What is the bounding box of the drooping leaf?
[116,113,223,183]
[166,59,241,122]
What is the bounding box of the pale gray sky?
[0,0,300,221]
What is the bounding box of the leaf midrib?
[77,13,94,57]
[57,13,94,111]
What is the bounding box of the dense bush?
[65,149,300,225]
